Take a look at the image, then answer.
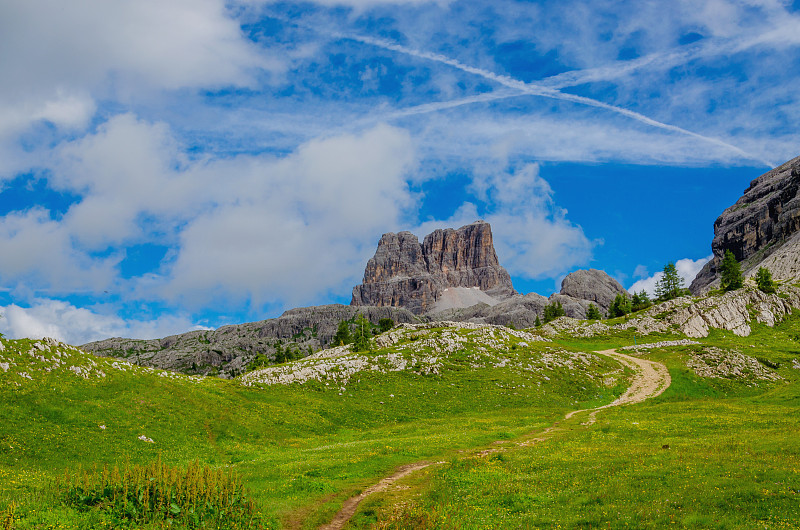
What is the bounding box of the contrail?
[338,32,774,167]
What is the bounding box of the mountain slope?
[692,154,800,293]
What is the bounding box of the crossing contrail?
[337,32,774,167]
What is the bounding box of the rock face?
[560,269,628,311]
[81,305,419,378]
[691,155,800,293]
[351,221,517,314]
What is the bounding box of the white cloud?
[0,0,279,180]
[0,299,209,345]
[0,0,270,98]
[160,123,418,306]
[0,208,118,293]
[628,256,711,296]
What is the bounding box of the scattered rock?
[620,340,700,351]
[138,435,154,443]
[686,347,781,381]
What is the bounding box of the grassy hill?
[0,323,627,529]
[1,298,799,529]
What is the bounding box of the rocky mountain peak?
[351,221,517,314]
[691,155,800,293]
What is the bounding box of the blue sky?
[1,0,799,344]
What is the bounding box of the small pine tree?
[719,249,744,291]
[631,290,652,312]
[378,318,395,333]
[351,314,373,352]
[755,266,776,294]
[534,315,542,327]
[585,303,601,320]
[654,262,684,301]
[543,301,565,323]
[332,320,351,346]
[607,293,632,318]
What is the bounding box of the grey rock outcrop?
[81,305,419,378]
[560,269,628,311]
[425,269,626,326]
[351,221,517,314]
[691,155,800,293]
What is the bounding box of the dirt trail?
[315,349,670,529]
[565,349,671,425]
[317,462,432,530]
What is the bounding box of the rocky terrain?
[81,163,800,379]
[241,321,608,389]
[0,336,199,388]
[351,221,517,313]
[691,155,800,293]
[82,305,419,378]
[429,268,628,326]
[82,222,631,376]
[538,284,800,339]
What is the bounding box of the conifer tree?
[655,262,684,301]
[332,320,351,346]
[719,249,744,291]
[756,266,776,294]
[351,314,373,352]
[585,303,602,320]
[543,301,565,323]
[607,293,632,318]
[631,290,652,312]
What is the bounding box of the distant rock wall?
[82,305,419,378]
[351,221,517,314]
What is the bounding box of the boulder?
[560,269,629,311]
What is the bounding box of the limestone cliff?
[351,221,517,314]
[691,155,800,293]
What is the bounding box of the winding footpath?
[315,349,671,530]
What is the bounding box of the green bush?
[607,293,632,318]
[720,250,744,291]
[756,266,776,294]
[585,304,602,320]
[543,301,565,323]
[59,458,262,529]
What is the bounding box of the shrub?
[58,457,262,529]
[607,293,632,318]
[719,250,744,291]
[756,266,776,294]
[543,301,565,323]
[378,318,395,333]
[585,304,602,320]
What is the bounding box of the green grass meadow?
[357,320,800,529]
[0,330,626,529]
